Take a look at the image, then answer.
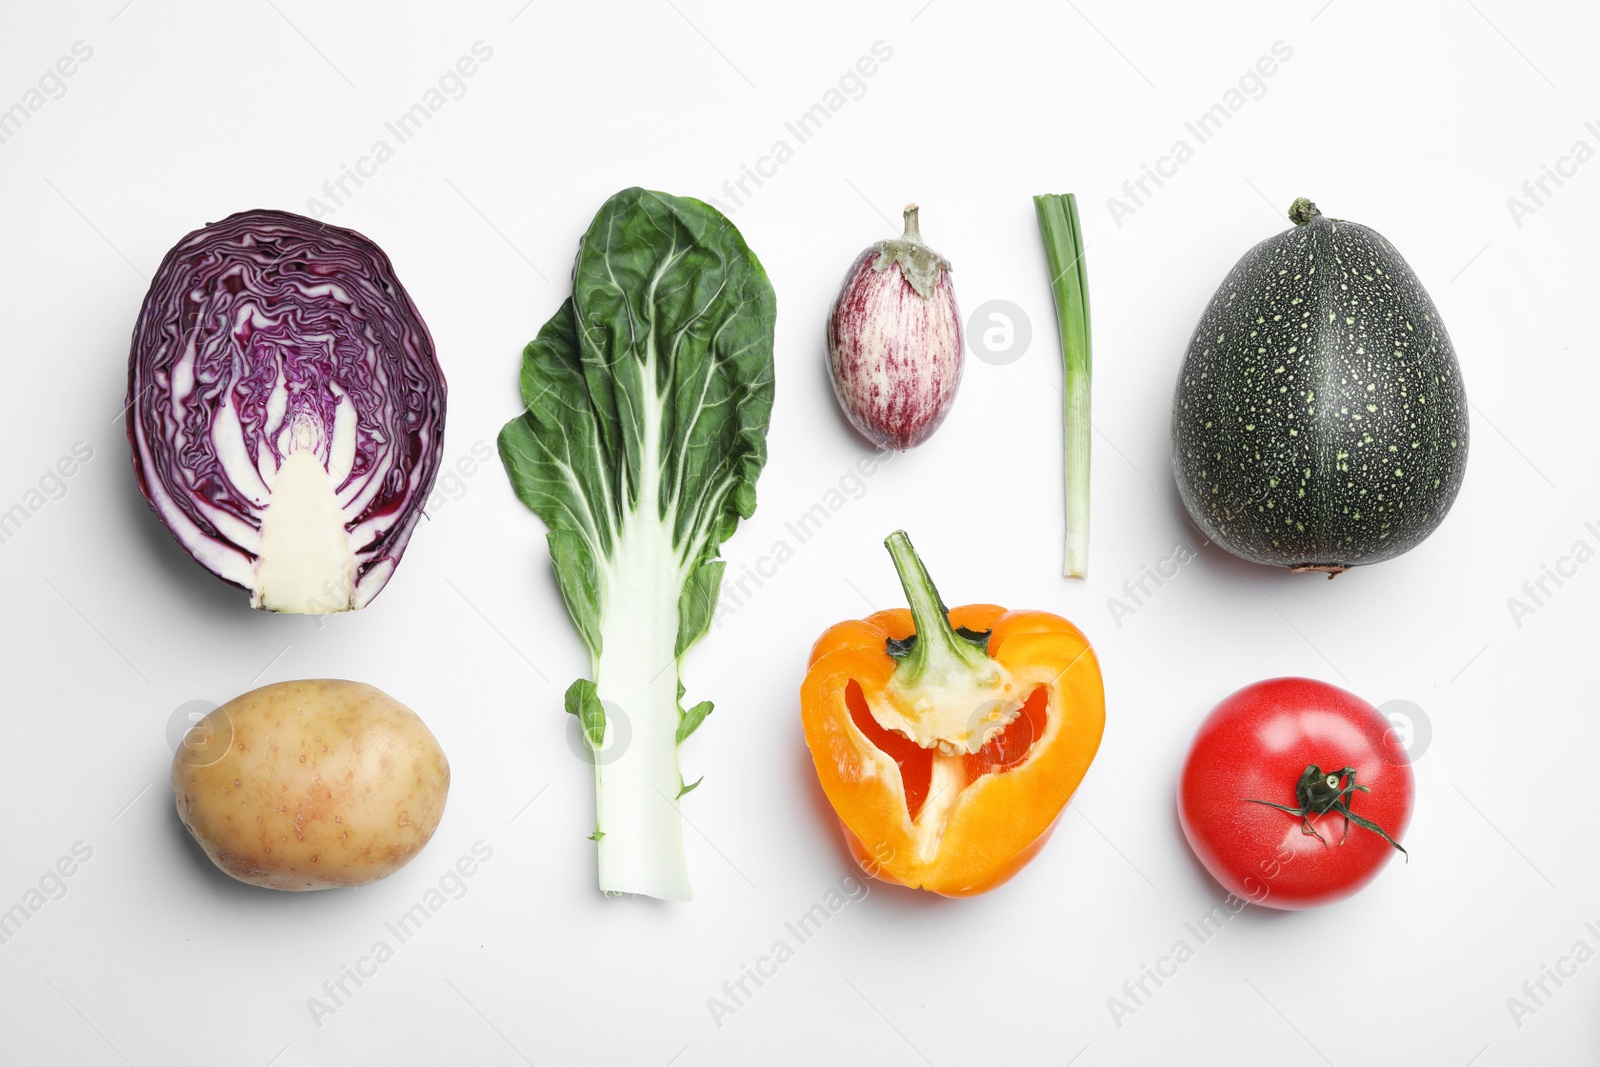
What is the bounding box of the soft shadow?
[1168,796,1297,924]
[1164,480,1306,591]
[594,890,677,909]
[165,806,303,905]
[117,467,249,616]
[791,726,952,912]
[116,454,308,638]
[165,799,417,917]
[813,338,883,452]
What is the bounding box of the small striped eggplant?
[827,205,963,450]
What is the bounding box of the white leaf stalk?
[590,375,694,900]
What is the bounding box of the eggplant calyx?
[872,203,951,299]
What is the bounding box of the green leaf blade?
[563,678,607,750]
[677,700,714,745]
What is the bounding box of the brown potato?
[173,679,449,890]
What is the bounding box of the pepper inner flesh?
[882,659,1024,755]
[847,681,1049,822]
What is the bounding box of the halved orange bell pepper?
[801,531,1105,896]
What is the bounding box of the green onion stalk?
[1033,193,1092,579]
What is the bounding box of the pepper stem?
[884,531,991,684]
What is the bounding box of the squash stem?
[1034,194,1093,578]
[1288,197,1322,225]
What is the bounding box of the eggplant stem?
[902,203,922,242]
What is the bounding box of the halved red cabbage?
[127,209,445,613]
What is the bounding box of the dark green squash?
[1171,199,1468,573]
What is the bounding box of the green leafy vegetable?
[499,188,776,901]
[1034,193,1093,578]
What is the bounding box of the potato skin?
[173,680,449,891]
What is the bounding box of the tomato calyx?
[1245,764,1408,859]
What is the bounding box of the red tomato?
[1178,677,1413,910]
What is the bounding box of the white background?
[1,1,1596,1064]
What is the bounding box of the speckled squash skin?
[1171,201,1469,570]
[172,680,449,890]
